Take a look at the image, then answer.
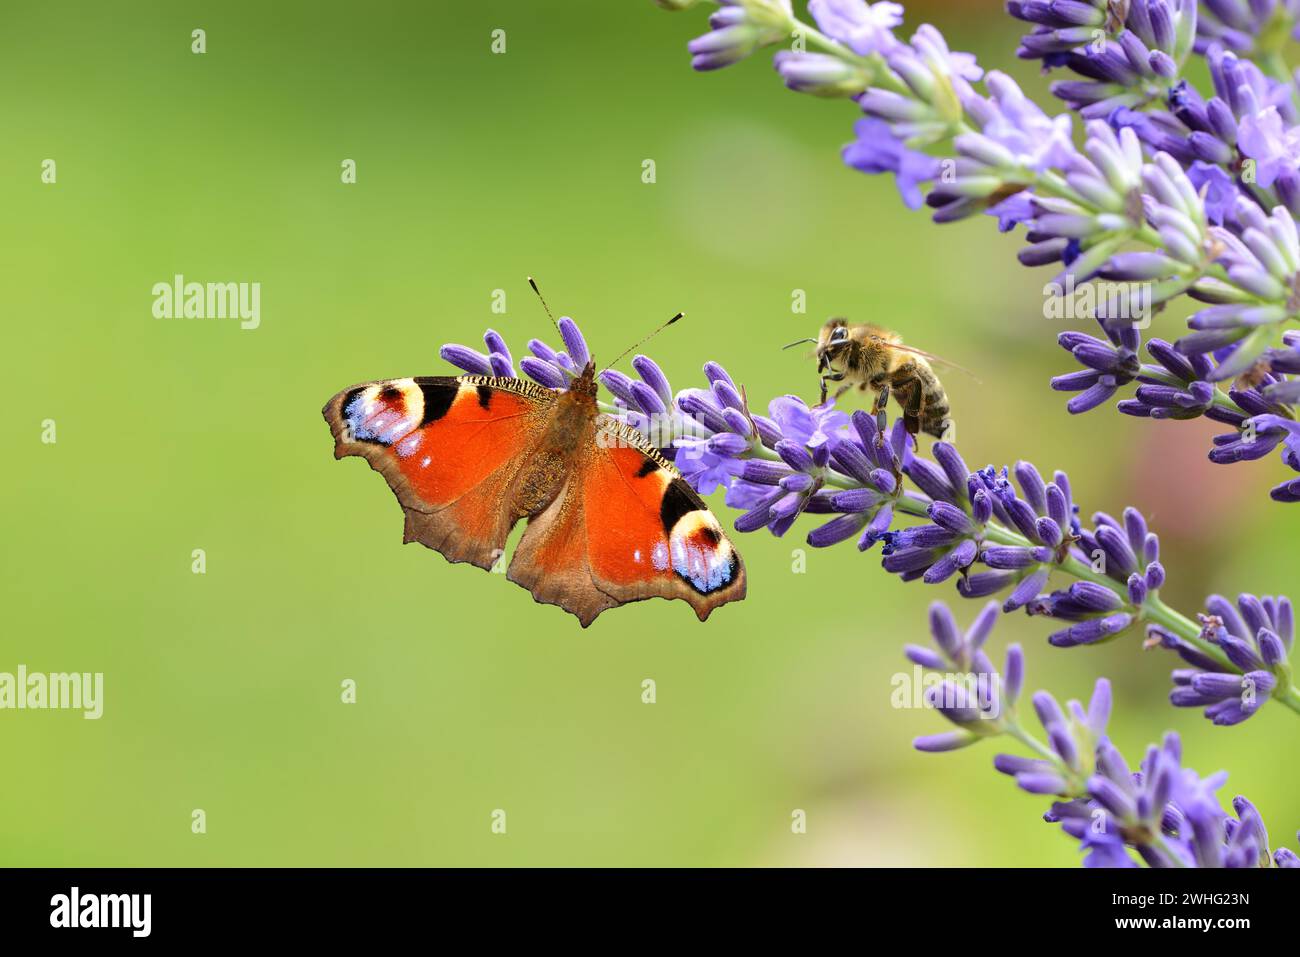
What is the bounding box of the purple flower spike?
[439,343,494,376]
[1163,592,1296,726]
[632,355,674,407]
[523,357,568,390]
[687,1,794,72]
[557,317,590,368]
[844,119,942,210]
[809,0,903,56]
[913,730,979,752]
[901,603,1298,866]
[641,0,1300,870]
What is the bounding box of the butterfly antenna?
[527,276,561,334]
[600,312,683,375]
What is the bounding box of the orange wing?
[322,375,552,570]
[507,416,746,627]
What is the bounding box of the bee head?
[815,318,852,371]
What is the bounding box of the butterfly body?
[510,370,600,516]
[323,362,745,627]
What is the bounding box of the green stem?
[1274,682,1300,714]
[1005,719,1067,770]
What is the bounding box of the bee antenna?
[783,337,818,350]
[600,312,683,375]
[527,276,561,334]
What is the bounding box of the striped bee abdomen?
[891,359,952,439]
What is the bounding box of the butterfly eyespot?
[666,510,736,595]
[342,380,426,446]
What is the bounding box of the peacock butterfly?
[321,347,746,627]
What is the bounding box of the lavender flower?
[1156,593,1297,724]
[906,601,1019,752]
[686,0,792,71]
[1024,503,1166,648]
[1018,124,1175,287]
[548,2,1300,868]
[1195,0,1300,55]
[656,2,1300,507]
[913,603,1299,866]
[1045,733,1281,867]
[774,50,872,96]
[448,314,1300,721]
[442,318,592,390]
[1240,106,1300,187]
[842,119,942,209]
[808,0,903,56]
[1118,336,1239,422]
[1008,0,1198,115]
[1051,320,1142,413]
[868,31,1300,500]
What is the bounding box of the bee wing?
[874,338,983,384]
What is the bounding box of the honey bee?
[1233,357,1273,393]
[786,318,974,440]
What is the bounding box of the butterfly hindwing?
[322,375,552,569]
[506,416,746,626]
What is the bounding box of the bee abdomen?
[917,371,951,439]
[920,397,951,438]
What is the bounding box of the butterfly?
[321,358,747,627]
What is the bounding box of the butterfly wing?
[507,415,745,627]
[322,375,552,570]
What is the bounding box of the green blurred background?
[3,0,1298,866]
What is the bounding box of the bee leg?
[819,372,844,405]
[871,385,891,449]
